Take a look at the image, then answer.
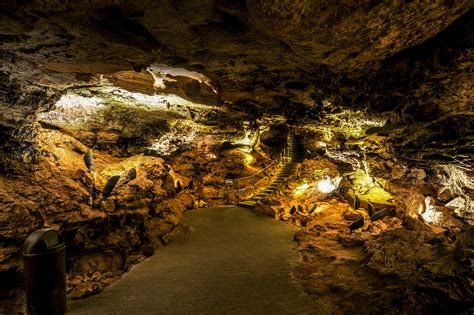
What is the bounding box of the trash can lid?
[23,228,64,255]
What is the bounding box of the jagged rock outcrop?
[0,130,194,312]
[292,197,473,314]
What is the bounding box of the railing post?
[253,175,256,195]
[237,180,240,202]
[225,184,229,202]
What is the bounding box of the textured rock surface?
[248,0,471,72]
[0,130,194,313]
[294,212,473,314]
[0,1,473,313]
[251,127,472,312]
[1,2,473,170]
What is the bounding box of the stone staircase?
[238,134,305,209]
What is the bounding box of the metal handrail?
[224,143,294,202]
[233,160,277,182]
[199,132,296,204]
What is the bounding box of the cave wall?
[0,1,473,313]
[0,130,196,310]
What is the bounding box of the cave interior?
[0,1,473,314]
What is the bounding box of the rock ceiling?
[0,0,473,168]
[1,1,471,91]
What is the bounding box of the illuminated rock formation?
[0,1,472,313]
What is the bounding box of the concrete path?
[68,206,316,314]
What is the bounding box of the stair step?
[237,143,305,206]
[238,201,257,208]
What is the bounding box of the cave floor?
[68,206,316,314]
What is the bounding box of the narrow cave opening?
[0,1,473,314]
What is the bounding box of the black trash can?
[23,228,66,315]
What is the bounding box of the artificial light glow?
[348,169,393,205]
[352,169,374,187]
[235,122,258,153]
[316,176,342,193]
[238,137,253,146]
[421,197,443,224]
[322,128,334,142]
[148,120,199,155]
[54,93,104,109]
[100,155,154,179]
[308,109,386,140]
[149,130,196,156]
[120,90,219,112]
[38,93,107,128]
[294,183,310,196]
[205,153,217,160]
[244,153,254,165]
[41,86,225,132]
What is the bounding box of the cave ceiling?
[1,1,471,92]
[0,0,473,167]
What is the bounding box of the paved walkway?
[68,206,316,314]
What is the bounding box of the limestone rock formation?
[0,130,194,311]
[0,1,473,313]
